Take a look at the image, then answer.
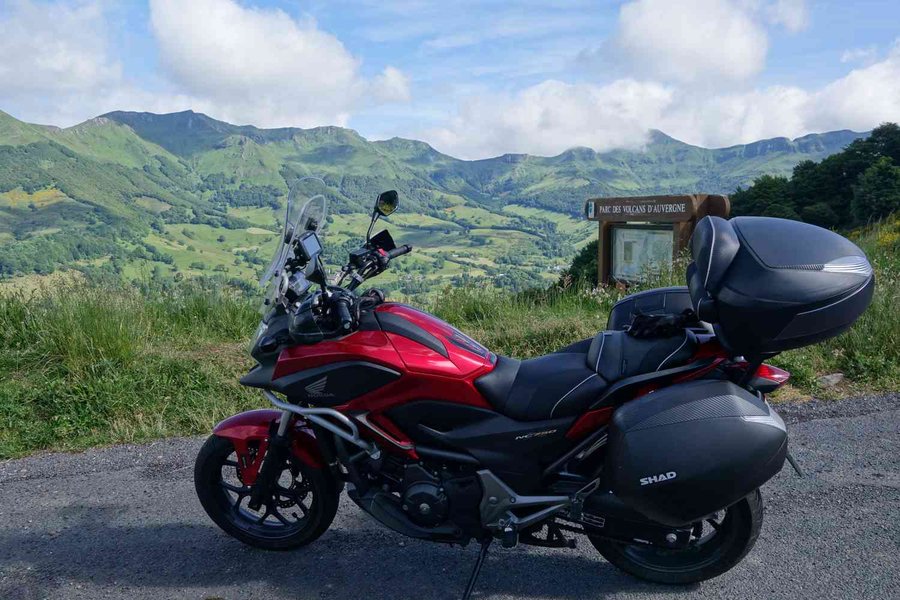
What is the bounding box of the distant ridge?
[99,109,866,164]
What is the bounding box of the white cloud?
[665,44,900,144]
[0,1,196,126]
[0,1,119,99]
[607,0,808,84]
[656,86,810,147]
[0,0,410,129]
[809,44,900,133]
[148,0,410,128]
[765,0,809,33]
[373,67,412,103]
[425,48,900,159]
[613,0,769,83]
[426,79,674,159]
[840,45,879,65]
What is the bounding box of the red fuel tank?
[375,303,494,377]
[272,303,497,415]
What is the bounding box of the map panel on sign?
[611,227,673,281]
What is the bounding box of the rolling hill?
[0,109,866,292]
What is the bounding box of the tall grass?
[1,225,896,458]
[428,260,687,358]
[771,221,900,393]
[0,282,260,458]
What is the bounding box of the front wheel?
[590,489,764,584]
[194,434,339,550]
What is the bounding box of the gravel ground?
[0,394,897,600]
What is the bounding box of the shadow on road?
[0,504,692,600]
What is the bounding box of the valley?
[0,109,866,293]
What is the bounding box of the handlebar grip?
[334,298,353,332]
[386,245,412,259]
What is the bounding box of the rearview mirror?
[375,190,399,217]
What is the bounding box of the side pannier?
[604,380,787,526]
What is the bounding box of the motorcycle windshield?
[259,177,329,287]
[259,177,329,310]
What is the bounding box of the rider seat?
[475,330,696,421]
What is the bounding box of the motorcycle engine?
[364,456,482,539]
[400,465,450,528]
[402,482,449,527]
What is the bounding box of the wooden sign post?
[584,194,730,285]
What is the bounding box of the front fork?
[248,409,293,511]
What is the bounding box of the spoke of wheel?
[706,518,722,532]
[220,481,248,494]
[296,501,309,517]
[277,487,308,502]
[232,493,247,515]
[222,459,239,467]
[256,506,272,524]
[271,506,291,526]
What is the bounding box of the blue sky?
[1,0,898,158]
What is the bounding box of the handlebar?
[333,295,353,332]
[386,244,412,259]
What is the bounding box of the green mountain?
[0,109,866,291]
[101,110,866,214]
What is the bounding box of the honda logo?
[304,377,335,398]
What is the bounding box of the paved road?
[1,395,898,600]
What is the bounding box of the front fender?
[213,409,324,483]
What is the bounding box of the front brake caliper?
[233,439,267,486]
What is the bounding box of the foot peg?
[500,524,518,548]
[569,478,601,521]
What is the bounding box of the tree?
[852,156,900,224]
[560,239,598,286]
[800,202,839,229]
[728,124,900,228]
[765,203,801,221]
[866,122,900,165]
[730,175,790,217]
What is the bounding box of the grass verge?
[0,283,260,458]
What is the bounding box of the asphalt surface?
[1,394,898,600]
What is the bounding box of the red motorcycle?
[195,179,874,599]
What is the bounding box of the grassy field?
[0,222,896,458]
[69,200,594,294]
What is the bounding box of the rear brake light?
[755,363,791,387]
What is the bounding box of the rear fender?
[213,409,324,483]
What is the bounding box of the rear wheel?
[590,490,763,584]
[195,434,339,550]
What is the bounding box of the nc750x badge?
[515,429,557,441]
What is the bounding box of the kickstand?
[786,451,804,477]
[462,538,492,600]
